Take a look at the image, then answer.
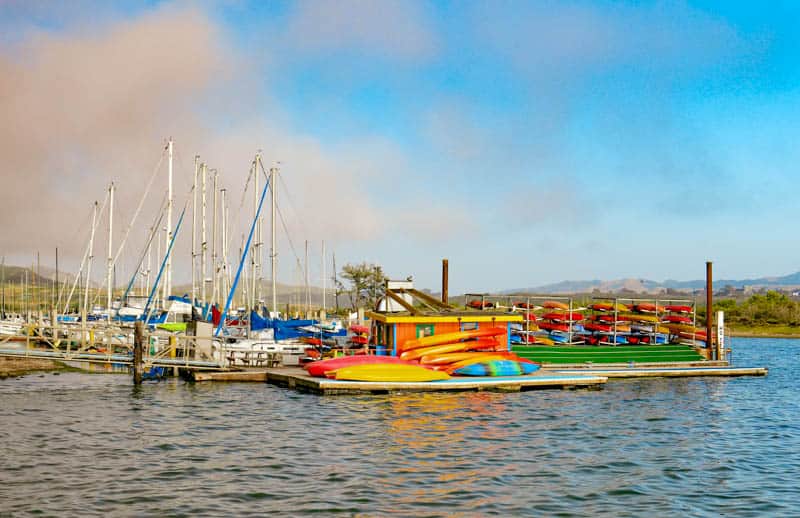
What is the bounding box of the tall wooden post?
[706,261,714,360]
[133,321,144,385]
[442,258,449,304]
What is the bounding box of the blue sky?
[1,1,799,293]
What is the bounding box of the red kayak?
[633,303,665,314]
[542,312,584,322]
[538,322,570,333]
[584,322,612,333]
[349,324,370,335]
[662,315,693,324]
[665,305,692,314]
[305,355,418,378]
[350,335,369,345]
[467,300,494,309]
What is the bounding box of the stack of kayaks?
[349,324,370,347]
[304,326,541,381]
[582,301,702,346]
[510,301,584,345]
[581,302,630,344]
[537,301,585,344]
[510,313,555,346]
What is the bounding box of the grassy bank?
[729,325,800,338]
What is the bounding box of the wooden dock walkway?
[191,367,608,394]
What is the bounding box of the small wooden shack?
[366,280,523,356]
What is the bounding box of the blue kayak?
[454,360,540,377]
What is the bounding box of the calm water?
[0,338,797,516]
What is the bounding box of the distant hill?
[502,271,800,295]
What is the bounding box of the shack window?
[461,322,479,331]
[416,324,434,339]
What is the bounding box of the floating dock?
[191,367,608,394]
[547,366,768,378]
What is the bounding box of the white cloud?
[283,0,438,61]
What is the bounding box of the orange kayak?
[402,327,506,351]
[400,342,470,361]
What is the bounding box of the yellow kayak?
[618,313,660,323]
[332,364,450,382]
[400,342,468,361]
[664,323,703,334]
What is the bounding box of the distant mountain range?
[502,271,800,295]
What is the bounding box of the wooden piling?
[133,321,144,385]
[706,261,714,360]
[442,258,449,304]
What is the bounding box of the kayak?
[443,353,536,374]
[420,351,523,366]
[541,312,585,322]
[349,324,370,334]
[542,300,569,310]
[662,315,693,324]
[402,327,506,351]
[664,305,692,314]
[454,360,540,377]
[306,355,414,378]
[633,303,665,314]
[400,342,471,361]
[589,302,629,312]
[331,363,450,382]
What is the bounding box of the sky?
[0,0,799,294]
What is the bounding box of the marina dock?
[191,367,608,394]
[547,365,768,378]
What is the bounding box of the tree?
[340,262,388,310]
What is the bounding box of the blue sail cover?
[250,310,270,331]
[273,319,316,340]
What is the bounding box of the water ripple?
[0,338,796,515]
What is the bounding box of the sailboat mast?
[251,157,259,311]
[84,201,98,318]
[1,256,5,319]
[191,155,198,304]
[165,137,173,301]
[55,247,59,311]
[305,240,310,314]
[270,166,277,315]
[107,182,114,320]
[255,155,263,309]
[322,240,326,313]
[201,162,208,306]
[333,251,339,313]
[211,170,218,308]
[220,188,229,303]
